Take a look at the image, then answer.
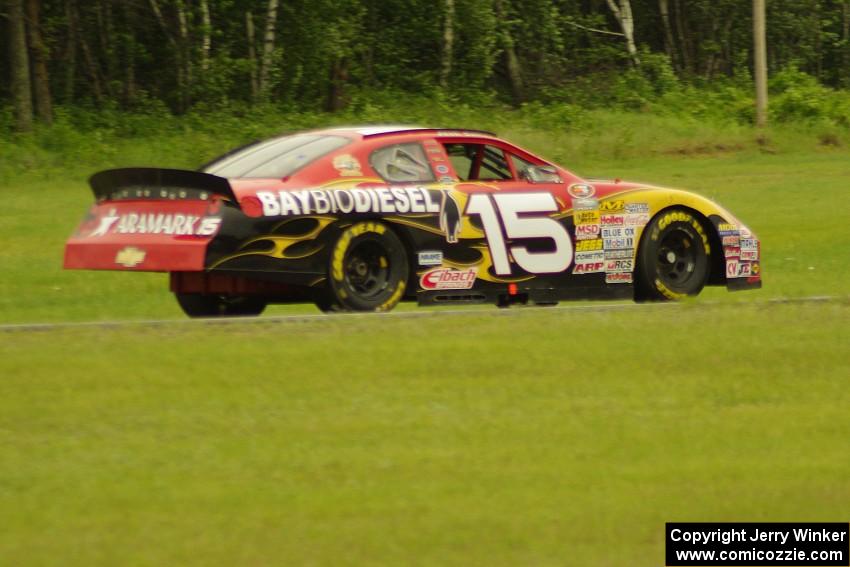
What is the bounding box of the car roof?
[316,125,498,139]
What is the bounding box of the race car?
[64,126,761,316]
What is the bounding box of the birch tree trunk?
[122,0,137,104]
[658,0,678,70]
[200,0,211,72]
[148,0,184,108]
[63,0,78,103]
[259,0,280,100]
[439,0,454,89]
[79,34,104,103]
[246,11,259,100]
[494,0,524,105]
[673,0,692,73]
[325,58,349,112]
[175,0,191,111]
[9,0,34,131]
[753,0,768,128]
[606,0,640,66]
[26,0,53,124]
[843,1,850,87]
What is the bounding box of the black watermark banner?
[666,523,849,566]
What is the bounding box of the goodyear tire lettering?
[377,281,406,312]
[636,207,711,301]
[323,221,408,312]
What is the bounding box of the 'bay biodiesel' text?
[256,187,441,217]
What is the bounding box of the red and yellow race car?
[64,126,761,316]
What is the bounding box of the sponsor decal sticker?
[604,248,634,260]
[601,226,636,239]
[575,250,605,263]
[332,154,363,176]
[572,261,605,275]
[600,199,625,212]
[115,246,146,267]
[575,239,603,252]
[572,197,599,211]
[574,210,601,225]
[606,259,634,272]
[436,164,450,174]
[718,222,737,235]
[625,203,649,213]
[606,259,633,272]
[740,238,758,251]
[418,250,443,266]
[724,246,741,258]
[722,234,741,247]
[726,259,752,278]
[575,223,601,240]
[420,267,478,290]
[624,213,650,226]
[604,237,635,249]
[568,183,595,199]
[740,249,759,261]
[726,259,739,278]
[256,186,441,217]
[606,272,633,284]
[90,210,221,237]
[600,214,624,226]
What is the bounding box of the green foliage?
[4,81,850,187]
[4,0,850,119]
[768,67,850,125]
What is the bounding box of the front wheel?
[175,293,267,318]
[315,221,408,312]
[635,209,710,301]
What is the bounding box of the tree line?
[3,0,850,131]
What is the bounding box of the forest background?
[2,0,850,144]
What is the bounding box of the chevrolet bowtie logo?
[115,246,146,268]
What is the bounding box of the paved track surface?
[0,296,841,333]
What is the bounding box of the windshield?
[204,134,352,179]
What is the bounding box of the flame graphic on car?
[442,246,534,284]
[209,216,335,269]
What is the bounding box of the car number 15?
[465,192,573,276]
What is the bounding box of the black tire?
[316,221,409,312]
[635,208,711,301]
[175,293,267,318]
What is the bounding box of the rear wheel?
[635,208,710,301]
[316,221,408,312]
[175,293,267,318]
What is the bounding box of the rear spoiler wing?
[89,168,238,204]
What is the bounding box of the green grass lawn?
[1,117,848,565]
[1,141,848,323]
[1,301,848,566]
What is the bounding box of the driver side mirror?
[522,165,563,184]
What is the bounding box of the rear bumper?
[64,200,222,272]
[64,238,209,272]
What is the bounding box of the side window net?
[370,143,435,183]
[479,146,512,180]
[443,143,513,181]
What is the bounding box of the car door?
[434,138,576,279]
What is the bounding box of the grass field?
[1,114,849,565]
[1,301,849,565]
